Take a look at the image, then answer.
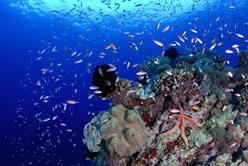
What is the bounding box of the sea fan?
[163,47,179,61]
[92,64,118,98]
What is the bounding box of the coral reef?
[84,49,248,166]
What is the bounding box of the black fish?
[163,47,180,61]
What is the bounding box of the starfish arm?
[184,116,202,127]
[180,116,189,147]
[160,121,180,138]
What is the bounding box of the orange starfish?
[160,106,202,147]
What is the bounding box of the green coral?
[238,51,248,66]
[167,155,180,166]
[205,109,238,128]
[209,125,244,153]
[188,128,213,148]
[136,78,156,100]
[191,50,231,87]
[136,85,155,100]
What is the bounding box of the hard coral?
[188,128,213,148]
[154,68,195,97]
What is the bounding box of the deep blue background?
[0,0,247,165]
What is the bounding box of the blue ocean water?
[0,0,247,165]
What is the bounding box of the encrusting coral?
[84,49,248,166]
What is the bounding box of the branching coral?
[111,79,141,109]
[115,79,132,92]
[154,68,195,97]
